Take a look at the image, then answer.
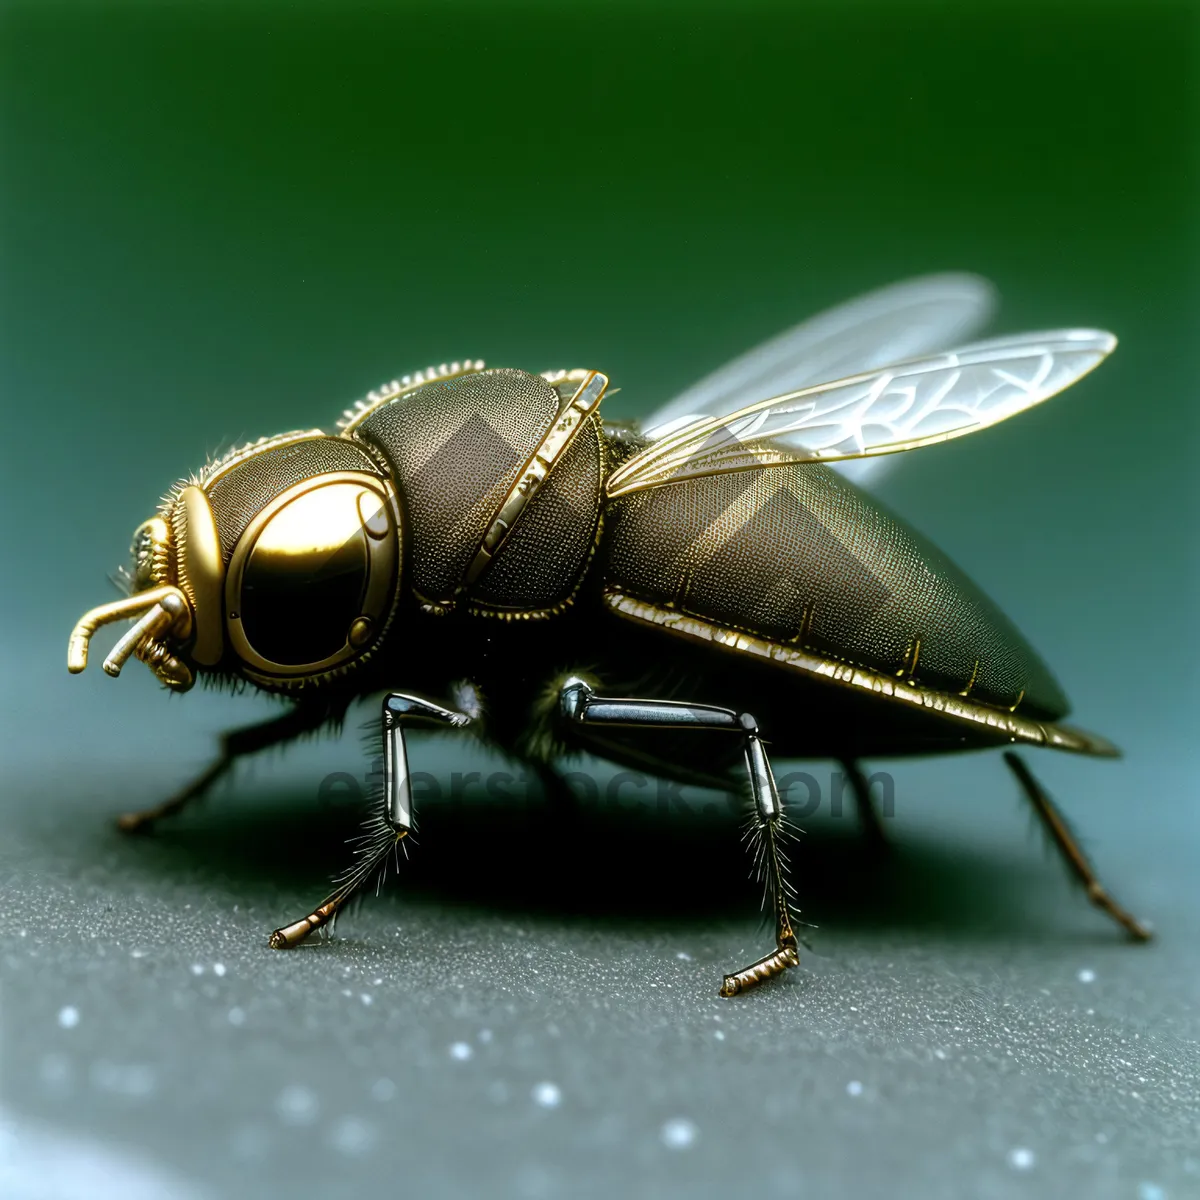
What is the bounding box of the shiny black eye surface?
[240,528,368,665]
[237,486,371,667]
[224,474,400,683]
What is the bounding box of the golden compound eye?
[225,475,399,680]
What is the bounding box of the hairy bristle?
[741,812,801,919]
[326,788,408,908]
[337,359,486,431]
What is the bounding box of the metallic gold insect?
[67,274,1149,997]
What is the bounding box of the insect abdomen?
[602,462,1068,719]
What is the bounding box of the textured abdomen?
[603,462,1067,719]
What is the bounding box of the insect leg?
[269,693,470,949]
[559,678,800,997]
[1003,752,1151,941]
[840,758,889,850]
[117,700,335,834]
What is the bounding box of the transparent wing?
[642,273,997,440]
[607,330,1116,499]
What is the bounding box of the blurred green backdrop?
[1,0,1195,801]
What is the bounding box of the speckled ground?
[2,694,1197,1200]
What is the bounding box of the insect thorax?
[353,368,605,619]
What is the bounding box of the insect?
[67,273,1150,997]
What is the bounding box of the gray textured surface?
[2,694,1198,1199]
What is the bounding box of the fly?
[66,273,1150,997]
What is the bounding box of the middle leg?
[559,678,800,997]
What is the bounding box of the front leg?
[379,693,472,833]
[118,700,336,833]
[560,678,800,997]
[269,692,471,949]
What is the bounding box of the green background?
[1,3,1196,1198]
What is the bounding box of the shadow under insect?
[95,768,1110,945]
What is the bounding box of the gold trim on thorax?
[462,371,609,592]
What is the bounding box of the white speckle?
[360,993,373,1006]
[714,1030,725,1041]
[213,963,226,978]
[479,1029,493,1044]
[227,1007,246,1027]
[532,1082,561,1108]
[449,1042,473,1061]
[934,1049,947,1060]
[276,1085,319,1126]
[1077,968,1096,984]
[676,951,692,961]
[330,1116,376,1156]
[1137,1183,1166,1200]
[130,949,147,959]
[190,963,204,976]
[57,1006,79,1030]
[371,1078,396,1102]
[372,977,383,986]
[846,1080,864,1097]
[660,1118,698,1149]
[1007,1147,1035,1171]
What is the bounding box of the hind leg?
[1004,752,1151,940]
[840,758,889,851]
